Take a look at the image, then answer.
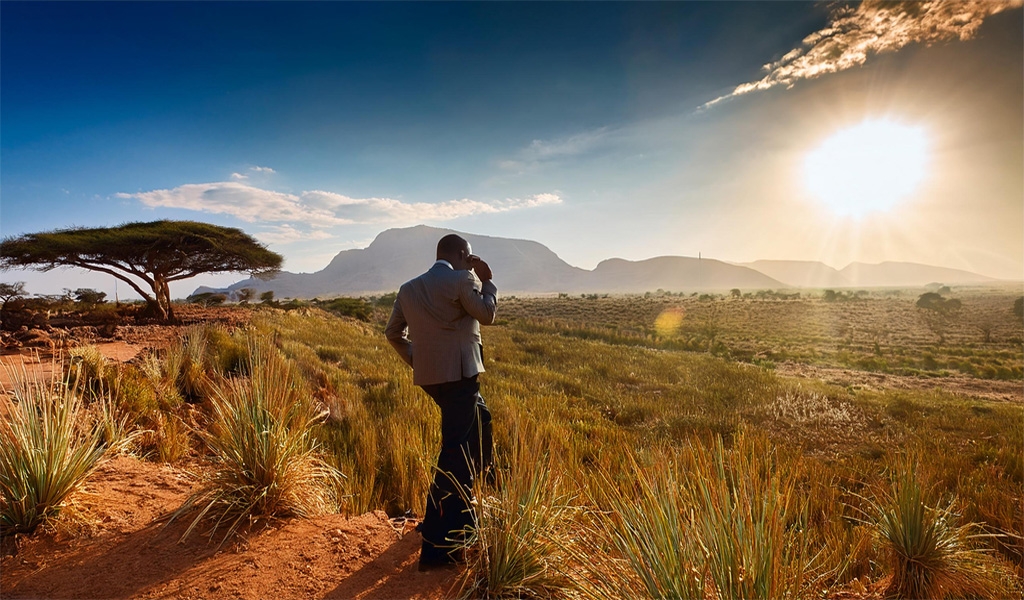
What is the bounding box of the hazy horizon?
[2,2,1021,298]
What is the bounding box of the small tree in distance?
[0,221,282,322]
[916,292,962,344]
[72,288,107,304]
[236,288,256,305]
[0,282,26,307]
[187,292,228,307]
[0,282,28,331]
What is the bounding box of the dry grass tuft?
[581,449,705,600]
[171,340,341,543]
[872,460,1020,599]
[0,365,107,535]
[686,432,811,599]
[458,433,576,599]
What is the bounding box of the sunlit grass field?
[2,287,1021,598]
[499,287,1023,379]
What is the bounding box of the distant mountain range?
[739,259,996,288]
[194,225,999,299]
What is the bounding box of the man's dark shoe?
[417,557,460,572]
[417,546,465,571]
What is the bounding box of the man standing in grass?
[385,233,497,570]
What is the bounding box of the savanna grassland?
[1,286,1022,599]
[498,287,1024,380]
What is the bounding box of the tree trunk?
[146,276,171,321]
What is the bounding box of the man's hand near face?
[468,255,492,282]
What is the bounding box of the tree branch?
[69,261,155,302]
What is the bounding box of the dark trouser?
[418,375,493,562]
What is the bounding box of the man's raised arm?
[384,295,414,367]
[458,271,497,326]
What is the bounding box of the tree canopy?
[916,292,962,315]
[0,221,282,321]
[0,282,26,305]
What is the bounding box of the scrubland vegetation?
[499,288,1024,380]
[1,286,1021,598]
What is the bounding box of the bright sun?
[803,119,929,218]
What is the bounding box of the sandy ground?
[0,342,147,391]
[0,456,459,600]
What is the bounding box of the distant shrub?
[916,292,961,314]
[374,291,397,308]
[72,288,107,304]
[186,292,227,307]
[319,297,372,321]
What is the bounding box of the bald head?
[436,234,472,269]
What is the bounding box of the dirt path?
[0,342,148,391]
[1,456,459,600]
[775,361,1023,403]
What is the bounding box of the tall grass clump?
[172,341,341,543]
[157,321,245,401]
[685,431,811,599]
[871,460,1018,599]
[67,345,108,394]
[457,434,576,599]
[581,449,705,600]
[0,367,107,535]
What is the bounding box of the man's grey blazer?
[385,262,498,386]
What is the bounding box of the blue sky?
[2,1,1021,298]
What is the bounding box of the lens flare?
[654,307,685,337]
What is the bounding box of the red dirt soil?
[1,456,460,600]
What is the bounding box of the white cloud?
[250,166,275,174]
[702,0,1023,110]
[117,182,351,226]
[302,190,561,223]
[255,224,334,245]
[118,182,561,229]
[230,172,248,180]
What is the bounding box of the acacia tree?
[916,292,962,344]
[0,282,26,306]
[0,221,282,321]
